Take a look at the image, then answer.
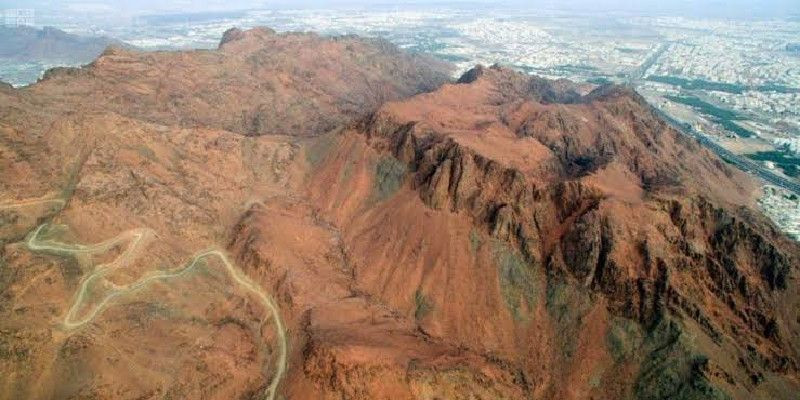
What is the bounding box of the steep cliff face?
[292,66,800,398]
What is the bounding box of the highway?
[621,42,800,195]
[652,107,800,195]
[632,42,669,81]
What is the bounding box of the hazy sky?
[1,0,797,18]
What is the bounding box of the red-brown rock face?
[1,31,798,400]
[3,26,451,138]
[298,66,799,399]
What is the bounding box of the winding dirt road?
[24,224,288,400]
[0,197,65,211]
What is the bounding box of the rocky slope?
[4,27,451,137]
[0,29,798,400]
[297,65,799,399]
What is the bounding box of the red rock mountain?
[0,29,798,400]
[5,27,451,137]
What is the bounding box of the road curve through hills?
[0,197,66,210]
[24,224,288,400]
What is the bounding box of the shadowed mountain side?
[293,65,800,398]
[0,25,126,63]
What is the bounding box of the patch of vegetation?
[493,240,538,322]
[717,119,757,139]
[635,317,730,400]
[0,209,19,228]
[469,229,482,255]
[0,254,10,306]
[587,77,612,85]
[305,133,337,167]
[0,334,29,362]
[123,301,176,328]
[757,82,800,94]
[0,339,10,361]
[186,256,213,279]
[215,316,251,330]
[60,149,90,202]
[649,76,746,94]
[545,281,589,322]
[555,64,599,73]
[665,95,739,120]
[746,151,800,177]
[338,143,361,185]
[414,289,434,320]
[134,144,158,162]
[340,160,355,183]
[606,317,644,363]
[544,280,593,359]
[30,224,69,245]
[665,95,755,138]
[372,156,407,202]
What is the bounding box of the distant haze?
[2,0,798,18]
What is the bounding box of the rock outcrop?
[4,26,452,137]
[302,65,800,398]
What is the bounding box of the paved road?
[652,107,800,195]
[624,40,800,195]
[632,42,670,81]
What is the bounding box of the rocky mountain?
[0,25,129,87]
[9,27,451,137]
[0,26,123,63]
[0,28,798,400]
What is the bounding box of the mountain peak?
[456,64,488,84]
[373,66,754,204]
[583,82,643,103]
[99,44,133,57]
[219,26,277,49]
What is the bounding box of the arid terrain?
[1,27,799,400]
[0,26,124,64]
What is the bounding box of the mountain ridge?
[0,27,798,400]
[0,25,126,63]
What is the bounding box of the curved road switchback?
[26,224,155,327]
[24,224,288,400]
